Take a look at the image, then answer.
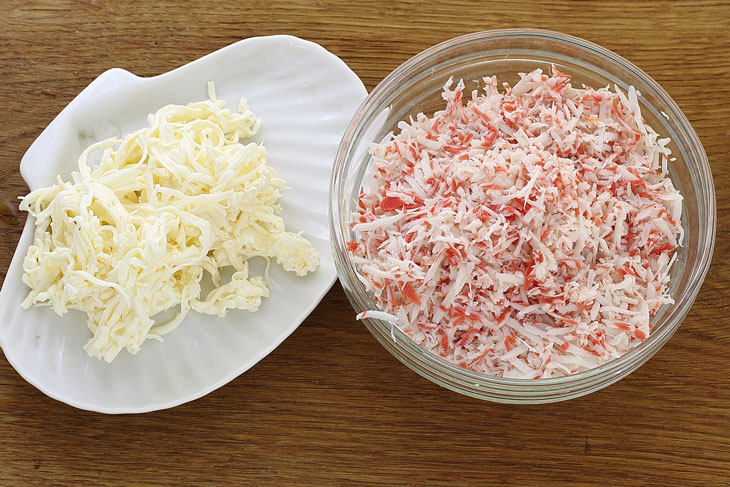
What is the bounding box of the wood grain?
[2,1,730,485]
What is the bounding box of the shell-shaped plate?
[0,35,366,413]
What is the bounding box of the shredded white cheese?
[349,68,682,378]
[20,83,318,362]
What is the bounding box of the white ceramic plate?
[0,35,367,413]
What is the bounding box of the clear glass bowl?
[330,29,715,403]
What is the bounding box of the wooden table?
[2,1,729,485]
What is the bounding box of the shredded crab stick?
[348,67,682,379]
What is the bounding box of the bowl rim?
[330,28,716,392]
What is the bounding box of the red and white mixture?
[348,67,683,378]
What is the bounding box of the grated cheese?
[20,83,318,362]
[349,67,682,378]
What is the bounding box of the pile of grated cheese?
[20,83,318,362]
[349,67,682,378]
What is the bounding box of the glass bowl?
[330,29,715,403]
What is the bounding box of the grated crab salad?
[348,67,682,379]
